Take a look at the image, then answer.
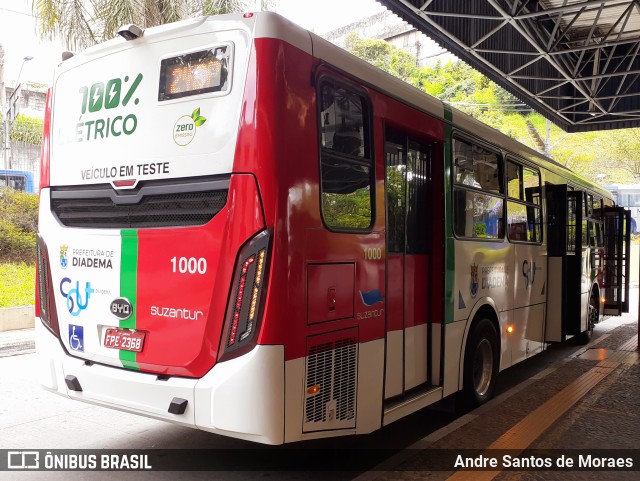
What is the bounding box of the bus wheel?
[577,295,598,345]
[459,318,499,410]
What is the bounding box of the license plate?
[104,328,145,352]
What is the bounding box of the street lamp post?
[3,55,33,169]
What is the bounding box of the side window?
[385,132,405,253]
[506,160,542,243]
[567,194,577,253]
[318,78,373,231]
[385,127,432,254]
[0,174,27,192]
[588,194,604,247]
[506,161,521,198]
[581,193,589,246]
[453,138,504,239]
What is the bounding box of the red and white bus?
[36,12,630,444]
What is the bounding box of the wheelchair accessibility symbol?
[69,325,84,352]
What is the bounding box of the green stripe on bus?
[444,103,453,123]
[120,230,139,370]
[443,104,455,324]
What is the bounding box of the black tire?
[459,317,499,411]
[576,294,598,345]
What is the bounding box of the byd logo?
[110,298,132,320]
[60,278,94,317]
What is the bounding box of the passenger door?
[384,128,432,399]
[602,207,631,315]
[545,184,585,340]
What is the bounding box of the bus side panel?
[511,243,547,362]
[453,241,512,369]
[235,38,319,355]
[232,39,382,440]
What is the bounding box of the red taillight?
[36,235,60,337]
[220,230,270,361]
[112,180,137,188]
[39,88,52,190]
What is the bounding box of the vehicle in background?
[0,169,35,193]
[604,184,640,234]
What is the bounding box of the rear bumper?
[36,319,285,444]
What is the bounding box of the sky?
[0,0,385,86]
[0,0,63,85]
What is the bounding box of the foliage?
[203,0,275,16]
[473,223,487,238]
[344,33,417,82]
[0,114,44,146]
[32,0,277,50]
[0,189,38,263]
[595,129,640,181]
[0,262,35,307]
[10,115,44,145]
[321,189,372,229]
[385,165,406,251]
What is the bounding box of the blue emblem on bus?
[470,264,479,298]
[359,289,384,306]
[69,325,84,352]
[60,245,68,269]
[60,278,94,316]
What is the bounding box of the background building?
[1,82,46,189]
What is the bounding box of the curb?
[0,306,35,332]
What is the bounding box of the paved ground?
[0,329,34,358]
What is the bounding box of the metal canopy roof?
[377,0,640,132]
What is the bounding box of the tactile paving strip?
[445,335,638,481]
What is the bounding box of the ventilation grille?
[304,333,357,432]
[333,338,357,421]
[36,239,50,321]
[51,185,228,229]
[305,342,333,424]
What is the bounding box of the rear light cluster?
[36,235,60,337]
[39,88,52,190]
[220,230,270,360]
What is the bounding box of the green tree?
[596,128,640,181]
[0,113,44,146]
[9,115,44,145]
[0,189,38,263]
[203,0,275,15]
[32,0,276,50]
[344,33,417,82]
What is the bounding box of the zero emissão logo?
[173,108,207,146]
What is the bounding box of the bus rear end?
[36,14,284,444]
